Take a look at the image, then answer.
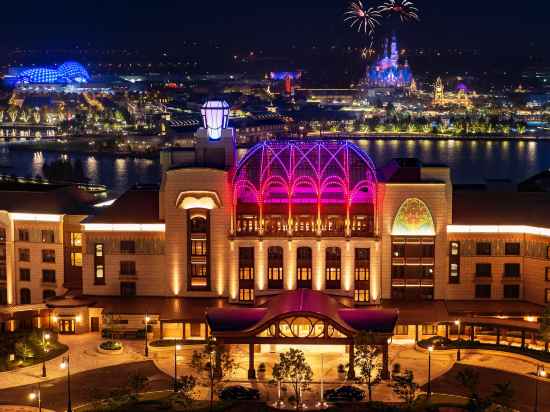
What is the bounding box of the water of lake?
[5,138,550,194]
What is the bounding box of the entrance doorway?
[91,317,100,332]
[59,319,75,334]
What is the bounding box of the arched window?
[267,247,284,289]
[20,288,31,304]
[43,290,56,301]
[325,247,342,289]
[392,198,435,236]
[296,247,312,289]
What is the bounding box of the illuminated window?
[239,288,254,302]
[449,241,460,284]
[354,289,369,303]
[325,247,341,289]
[94,242,105,285]
[95,243,103,257]
[95,265,104,280]
[268,246,284,289]
[296,247,312,289]
[239,247,254,302]
[188,213,210,290]
[192,240,207,256]
[70,232,82,247]
[71,252,82,267]
[354,248,370,281]
[395,325,409,335]
[422,324,438,335]
[392,198,435,236]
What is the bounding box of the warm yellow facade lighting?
[82,223,165,232]
[11,213,62,222]
[448,225,550,237]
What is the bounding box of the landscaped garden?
[0,328,67,371]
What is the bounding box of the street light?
[60,354,72,412]
[534,365,546,412]
[29,382,41,412]
[454,319,462,361]
[427,346,434,399]
[174,343,182,392]
[41,331,50,378]
[144,314,150,358]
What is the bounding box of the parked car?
[324,385,365,402]
[219,385,260,401]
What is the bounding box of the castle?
[364,34,413,89]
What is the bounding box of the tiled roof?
[84,187,162,224]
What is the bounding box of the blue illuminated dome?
[57,62,90,83]
[15,61,90,85]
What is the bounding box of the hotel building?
[0,102,548,368]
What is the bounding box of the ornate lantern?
[201,100,230,141]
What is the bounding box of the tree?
[127,371,149,400]
[354,331,382,402]
[175,375,197,410]
[272,348,313,411]
[491,382,514,412]
[539,305,550,352]
[191,337,236,412]
[391,369,418,406]
[456,368,491,412]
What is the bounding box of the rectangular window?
[267,246,284,289]
[191,240,207,256]
[42,249,55,263]
[42,270,56,283]
[41,230,55,243]
[94,242,105,285]
[505,242,520,256]
[19,268,31,282]
[449,241,460,284]
[239,247,255,302]
[190,323,202,337]
[503,263,521,277]
[547,246,550,260]
[19,248,30,262]
[547,289,550,303]
[475,263,492,277]
[120,261,136,276]
[95,265,105,281]
[422,324,438,335]
[239,288,254,302]
[475,284,491,299]
[546,268,550,282]
[476,242,492,256]
[70,232,82,247]
[296,247,313,289]
[395,325,409,335]
[71,252,82,267]
[354,289,369,303]
[120,282,136,297]
[325,247,341,289]
[354,248,370,281]
[120,240,136,254]
[503,284,520,299]
[392,237,435,301]
[18,229,29,242]
[188,213,210,291]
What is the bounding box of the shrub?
[100,341,122,351]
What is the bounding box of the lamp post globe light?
[534,366,546,412]
[454,319,461,361]
[427,346,434,399]
[41,331,50,378]
[60,354,72,412]
[144,314,150,358]
[201,101,230,141]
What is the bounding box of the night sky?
[2,0,549,58]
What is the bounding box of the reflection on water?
[7,138,550,193]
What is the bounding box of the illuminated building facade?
[0,102,547,357]
[433,77,473,108]
[15,61,90,85]
[364,34,413,89]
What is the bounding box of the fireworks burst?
[379,0,419,22]
[345,1,382,35]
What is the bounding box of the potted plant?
[258,363,267,380]
[337,364,346,380]
[391,363,401,379]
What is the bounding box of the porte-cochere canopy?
[206,289,398,344]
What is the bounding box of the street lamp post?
[144,314,150,358]
[534,365,546,412]
[454,320,462,361]
[174,343,182,392]
[427,346,434,399]
[29,382,41,412]
[41,331,50,378]
[60,354,72,412]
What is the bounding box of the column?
[521,331,526,350]
[445,324,449,339]
[347,343,355,380]
[496,328,501,346]
[470,325,475,342]
[248,343,256,379]
[381,343,390,380]
[415,325,419,343]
